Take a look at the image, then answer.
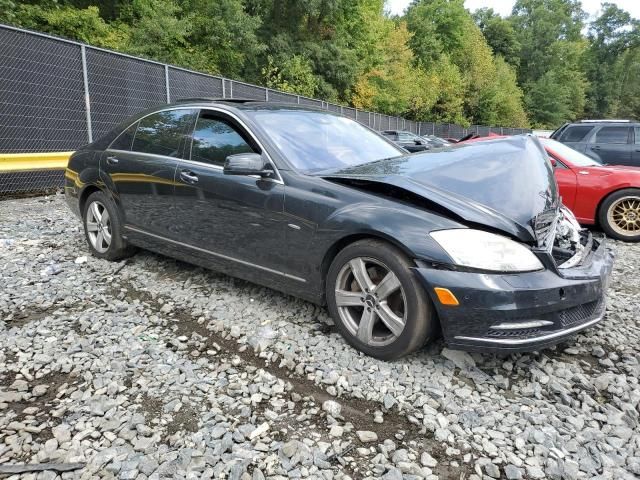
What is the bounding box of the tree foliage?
[3,0,640,129]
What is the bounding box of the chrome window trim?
[124,225,305,283]
[186,107,284,184]
[106,105,284,184]
[106,106,198,151]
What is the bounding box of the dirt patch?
[165,404,199,438]
[3,308,55,329]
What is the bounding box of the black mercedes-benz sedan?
[65,100,614,360]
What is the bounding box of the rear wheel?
[599,188,640,242]
[82,191,135,260]
[326,239,437,360]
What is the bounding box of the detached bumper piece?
[416,237,614,353]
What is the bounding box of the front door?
[173,110,288,276]
[102,108,197,238]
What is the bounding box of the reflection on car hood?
[319,135,560,243]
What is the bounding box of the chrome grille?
[533,208,559,249]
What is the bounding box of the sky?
[386,0,640,20]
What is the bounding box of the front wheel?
[599,188,640,242]
[326,239,437,360]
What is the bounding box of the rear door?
[102,108,197,237]
[586,125,632,165]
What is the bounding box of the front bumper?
[416,237,614,353]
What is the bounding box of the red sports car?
[539,137,640,242]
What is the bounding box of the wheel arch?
[595,186,640,228]
[79,184,103,215]
[318,231,421,305]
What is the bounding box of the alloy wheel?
[607,196,640,237]
[86,201,112,253]
[334,257,407,347]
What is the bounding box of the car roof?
[566,120,639,126]
[170,98,327,113]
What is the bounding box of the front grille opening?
[558,299,602,327]
[487,328,541,338]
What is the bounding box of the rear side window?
[109,122,138,151]
[190,114,256,167]
[132,109,196,157]
[559,125,592,142]
[594,126,630,144]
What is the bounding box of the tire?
[598,188,640,242]
[82,191,135,261]
[326,239,437,360]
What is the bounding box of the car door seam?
[124,225,306,283]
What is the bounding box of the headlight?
[431,229,544,272]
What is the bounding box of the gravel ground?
[1,194,639,480]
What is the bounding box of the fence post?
[164,65,170,103]
[80,45,93,143]
[265,88,269,102]
[297,95,300,104]
[229,81,233,98]
[355,109,358,122]
[222,79,226,98]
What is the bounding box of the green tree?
[584,3,640,117]
[406,0,528,126]
[473,7,521,67]
[510,0,588,127]
[263,55,318,97]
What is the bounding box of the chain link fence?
[0,23,530,195]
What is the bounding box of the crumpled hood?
[319,135,560,243]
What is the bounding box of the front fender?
[311,203,462,271]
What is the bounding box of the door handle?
[591,146,600,150]
[179,170,198,184]
[106,156,119,165]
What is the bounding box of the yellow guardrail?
[0,151,73,172]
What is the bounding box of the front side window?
[559,125,592,143]
[246,110,404,173]
[594,126,630,144]
[132,109,196,157]
[190,113,256,167]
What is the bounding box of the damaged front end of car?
[320,135,615,352]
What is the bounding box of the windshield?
[247,110,404,172]
[539,137,602,167]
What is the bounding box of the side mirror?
[415,140,423,145]
[224,153,273,178]
[550,158,557,167]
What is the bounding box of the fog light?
[434,288,459,306]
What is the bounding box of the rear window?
[559,125,592,142]
[594,126,630,144]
